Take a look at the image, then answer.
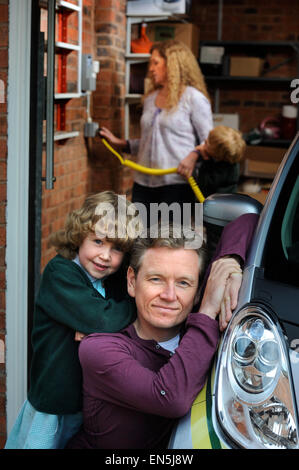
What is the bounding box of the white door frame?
[6,0,31,433]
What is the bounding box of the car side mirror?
[203,193,263,227]
[203,193,263,260]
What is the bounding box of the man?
[67,217,257,449]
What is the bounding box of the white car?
[169,134,299,449]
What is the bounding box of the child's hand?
[177,151,199,179]
[75,331,86,342]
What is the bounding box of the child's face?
[78,233,124,280]
[199,140,213,160]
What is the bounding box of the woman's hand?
[177,151,199,179]
[99,127,127,148]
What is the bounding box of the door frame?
[6,0,32,433]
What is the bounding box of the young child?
[178,125,246,197]
[5,191,139,449]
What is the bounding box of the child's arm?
[37,258,136,335]
[75,331,86,341]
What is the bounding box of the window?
[264,147,299,287]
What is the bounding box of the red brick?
[0,5,8,22]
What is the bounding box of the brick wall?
[0,0,7,450]
[41,0,130,269]
[0,0,130,446]
[90,0,133,197]
[41,0,97,268]
[191,0,299,132]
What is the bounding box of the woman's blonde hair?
[207,126,246,164]
[50,191,140,259]
[144,39,209,110]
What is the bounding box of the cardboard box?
[200,46,224,65]
[230,57,264,77]
[213,113,239,130]
[239,190,269,206]
[242,145,286,179]
[146,22,200,56]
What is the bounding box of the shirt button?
[156,344,160,349]
[169,352,173,357]
[160,390,166,396]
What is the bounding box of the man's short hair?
[130,223,207,283]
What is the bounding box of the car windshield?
[264,147,299,288]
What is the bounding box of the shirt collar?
[73,254,102,285]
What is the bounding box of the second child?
[178,125,246,197]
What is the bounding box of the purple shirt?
[67,313,219,449]
[67,213,259,449]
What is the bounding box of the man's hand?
[219,272,242,331]
[199,257,242,321]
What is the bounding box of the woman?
[100,40,213,217]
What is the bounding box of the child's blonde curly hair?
[144,39,209,110]
[50,191,140,259]
[207,126,246,164]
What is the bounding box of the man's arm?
[78,258,235,419]
[202,212,259,329]
[79,314,219,419]
[208,213,259,270]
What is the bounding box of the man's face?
[127,247,200,341]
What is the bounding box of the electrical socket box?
[84,121,99,138]
[81,54,100,92]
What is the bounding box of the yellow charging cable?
[101,137,205,203]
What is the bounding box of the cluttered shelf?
[246,138,292,148]
[200,40,299,49]
[204,76,295,90]
[199,38,299,148]
[204,76,294,84]
[199,39,299,83]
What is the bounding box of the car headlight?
[215,305,299,449]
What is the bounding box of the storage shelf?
[43,130,80,143]
[126,93,142,99]
[56,0,81,12]
[247,139,292,148]
[206,75,294,82]
[55,93,82,99]
[200,38,299,139]
[55,41,80,52]
[126,53,150,60]
[200,40,299,50]
[54,130,79,141]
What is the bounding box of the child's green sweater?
[28,254,136,414]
